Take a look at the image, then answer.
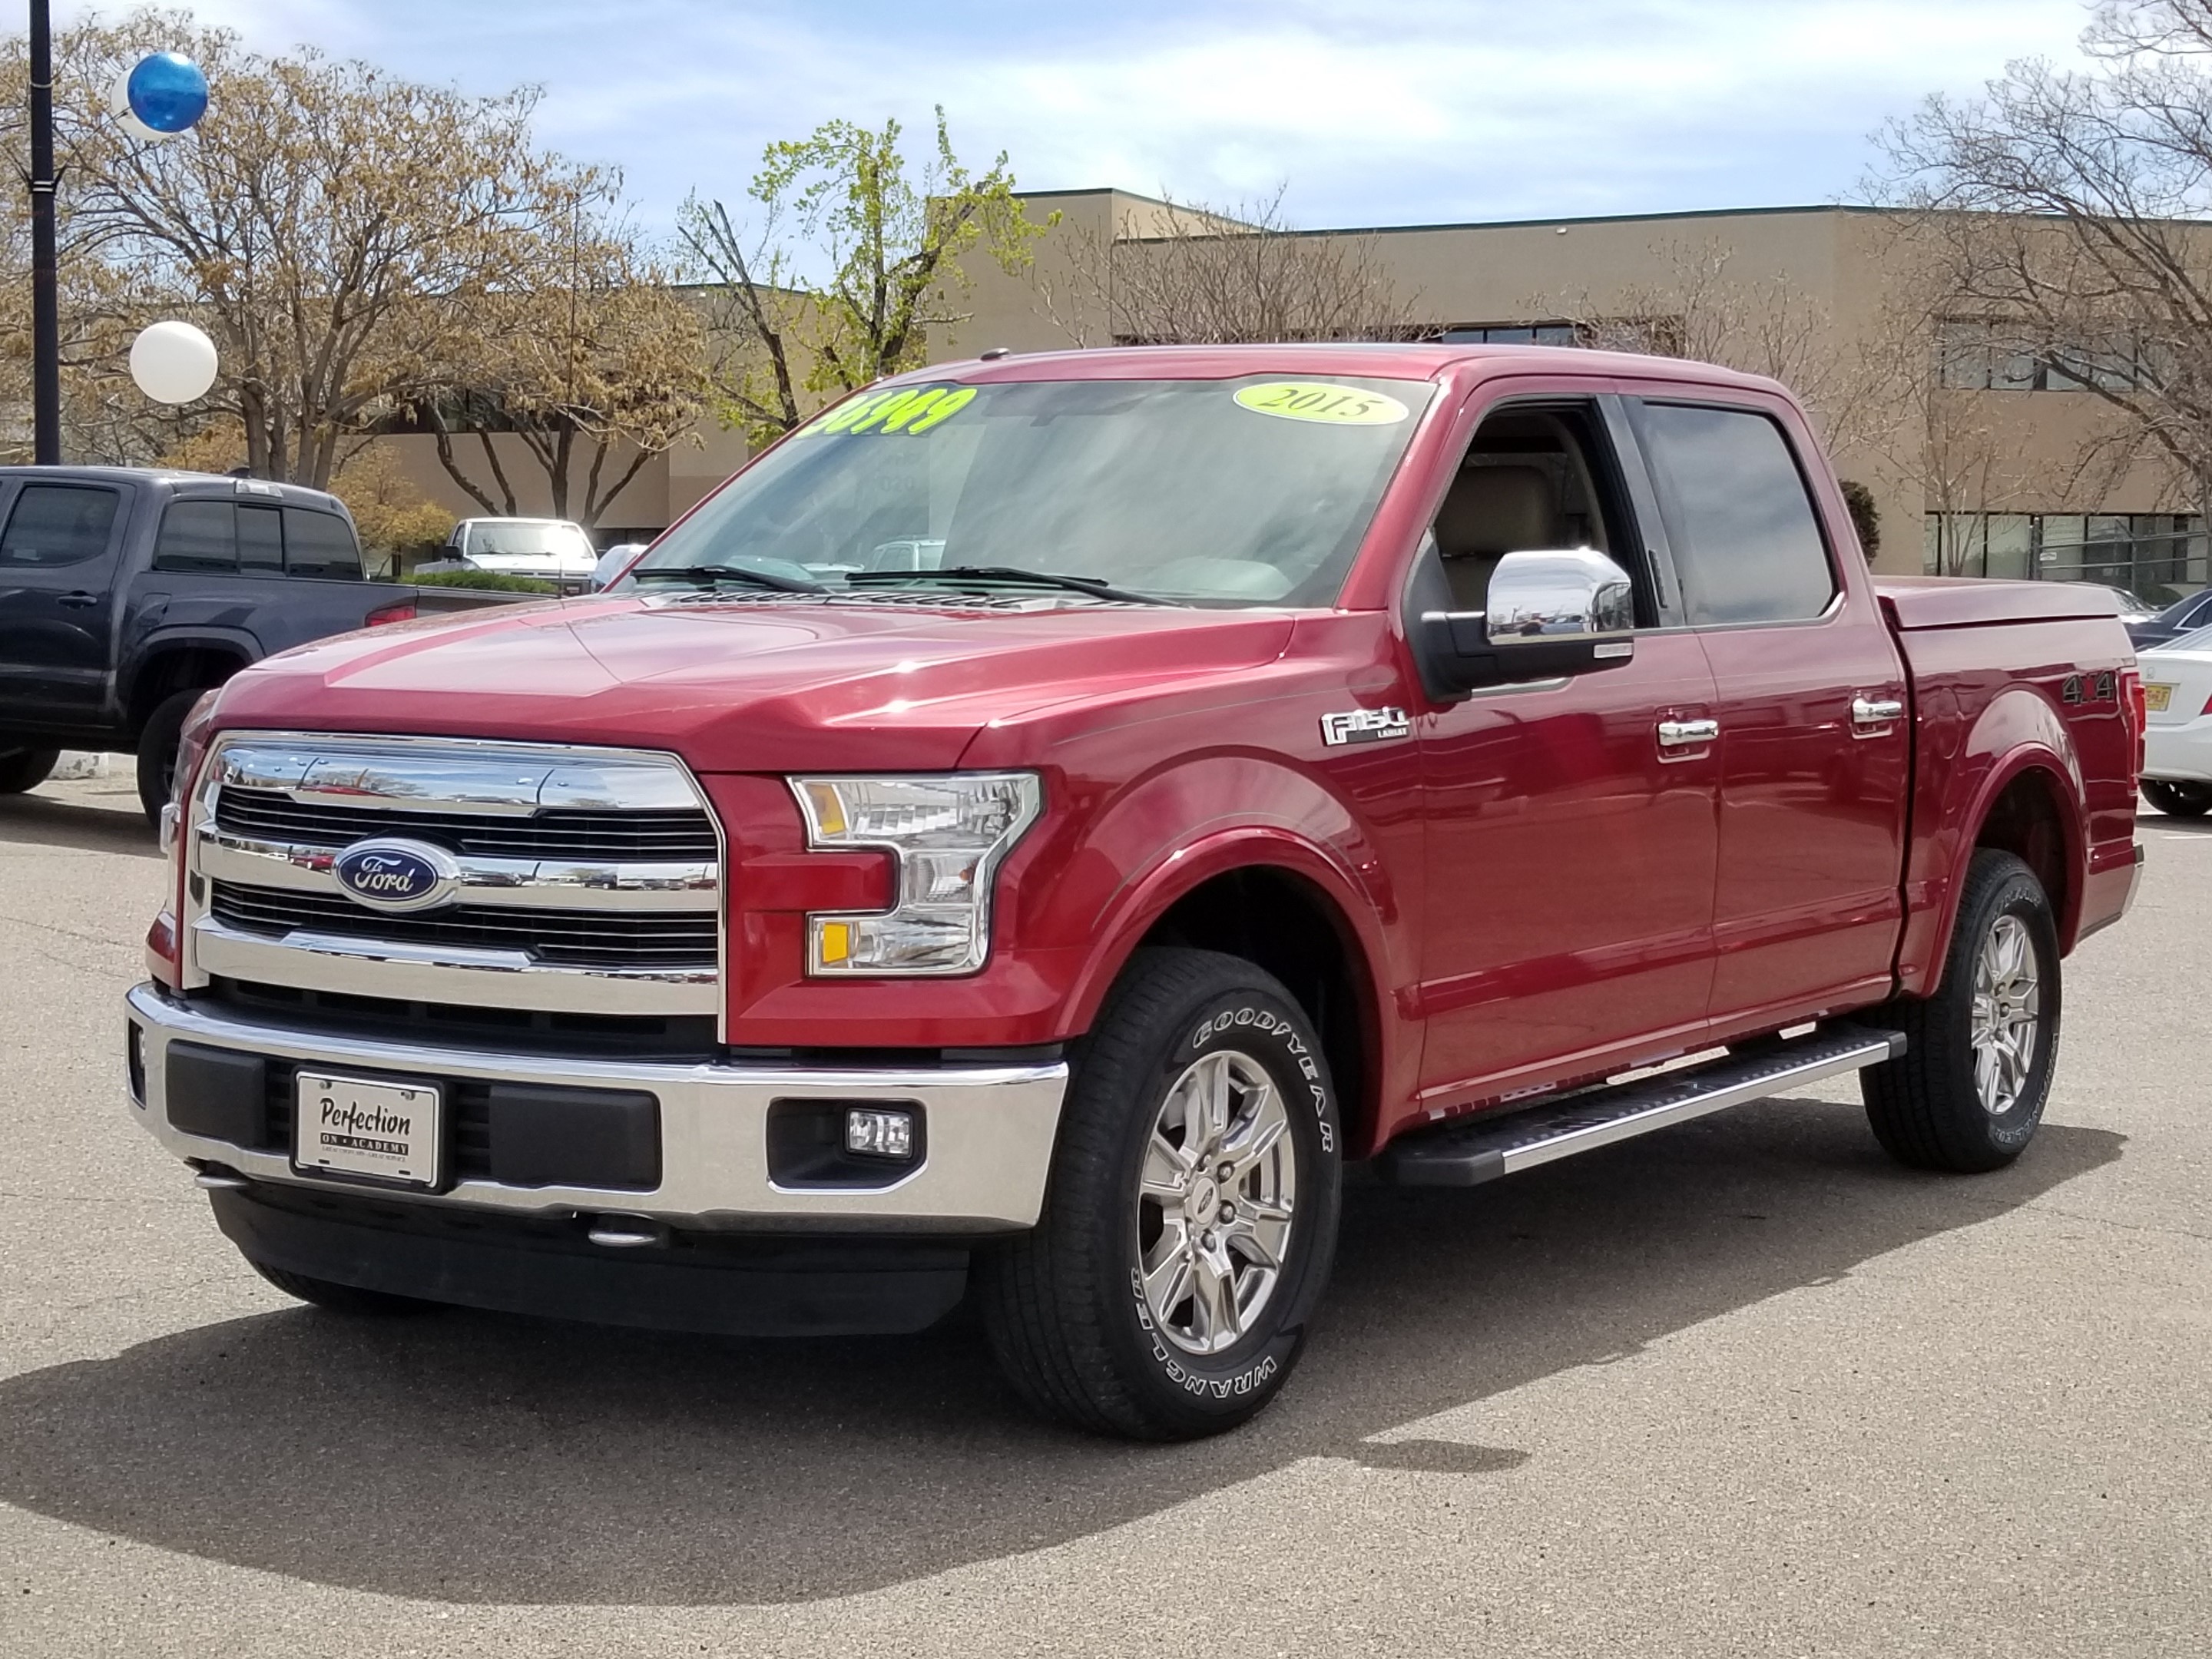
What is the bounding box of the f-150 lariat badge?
[1321,707,1411,747]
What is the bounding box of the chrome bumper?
[124,982,1068,1233]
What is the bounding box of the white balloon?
[131,321,219,404]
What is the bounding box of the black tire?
[2140,778,2212,818]
[0,746,60,793]
[1859,849,2061,1173]
[977,948,1343,1440]
[135,688,206,826]
[247,1257,440,1316]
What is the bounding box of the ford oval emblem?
[331,838,459,912]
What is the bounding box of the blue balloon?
[126,52,209,136]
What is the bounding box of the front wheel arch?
[1060,842,1394,1155]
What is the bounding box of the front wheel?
[0,746,60,793]
[978,948,1343,1440]
[135,689,207,826]
[1860,849,2061,1172]
[2141,778,2212,818]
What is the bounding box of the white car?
[2138,621,2212,817]
[428,518,599,586]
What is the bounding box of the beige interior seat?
[1432,465,1561,610]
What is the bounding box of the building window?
[1935,319,2148,393]
[1923,510,2208,599]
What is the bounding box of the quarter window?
[0,485,121,568]
[1637,403,1836,625]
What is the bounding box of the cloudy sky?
[68,0,2100,230]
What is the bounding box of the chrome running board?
[1377,1025,1906,1187]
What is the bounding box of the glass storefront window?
[1985,515,2034,579]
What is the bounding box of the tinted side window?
[155,501,237,571]
[1638,404,1836,625]
[238,504,285,572]
[0,485,121,568]
[283,508,363,580]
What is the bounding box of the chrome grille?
[210,880,718,969]
[214,786,719,862]
[184,734,724,1025]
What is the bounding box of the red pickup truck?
[124,345,2144,1440]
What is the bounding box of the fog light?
[845,1108,915,1160]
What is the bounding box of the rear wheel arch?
[1974,765,2078,933]
[124,640,251,739]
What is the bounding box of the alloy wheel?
[1969,912,2041,1116]
[1134,1049,1298,1356]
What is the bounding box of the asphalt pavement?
[2,773,2206,1657]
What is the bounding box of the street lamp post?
[28,0,60,465]
[22,15,210,465]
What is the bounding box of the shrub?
[413,568,559,594]
[1838,478,1881,561]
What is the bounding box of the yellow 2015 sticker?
[1233,382,1410,426]
[800,384,977,438]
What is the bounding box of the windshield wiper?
[846,565,1173,606]
[628,562,826,594]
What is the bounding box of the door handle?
[1657,717,1720,749]
[1851,695,1905,727]
[57,591,99,608]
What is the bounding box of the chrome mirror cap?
[1484,548,1637,644]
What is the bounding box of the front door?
[0,480,128,727]
[1416,397,1720,1107]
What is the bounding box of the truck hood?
[215,594,1297,771]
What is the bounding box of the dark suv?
[0,467,418,820]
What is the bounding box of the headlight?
[790,773,1042,975]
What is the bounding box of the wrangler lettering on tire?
[978,948,1343,1440]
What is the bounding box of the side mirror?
[1419,548,1638,696]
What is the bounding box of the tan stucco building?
[390,190,2210,601]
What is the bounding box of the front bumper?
[124,982,1068,1233]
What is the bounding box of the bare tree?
[1879,0,2212,528]
[61,15,578,488]
[1542,240,1896,457]
[1036,187,1415,346]
[412,176,707,529]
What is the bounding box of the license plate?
[2144,683,2173,713]
[295,1071,443,1188]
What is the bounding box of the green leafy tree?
[677,109,1047,443]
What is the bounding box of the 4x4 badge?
[1320,707,1410,747]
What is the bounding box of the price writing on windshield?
[800,384,977,437]
[1233,382,1411,426]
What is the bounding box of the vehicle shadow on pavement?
[0,792,160,858]
[0,1098,2121,1606]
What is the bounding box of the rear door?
[1624,393,1910,1029]
[0,478,129,726]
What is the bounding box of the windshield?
[628,375,1434,606]
[467,522,592,559]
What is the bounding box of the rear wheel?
[134,689,206,826]
[1860,849,2060,1172]
[247,1257,440,1316]
[2141,778,2212,818]
[977,948,1343,1440]
[0,746,59,793]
